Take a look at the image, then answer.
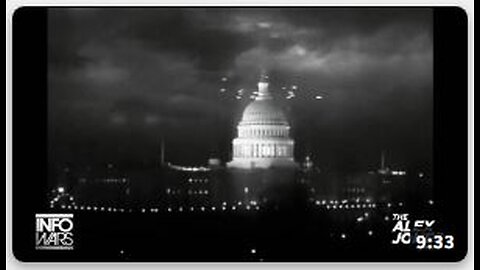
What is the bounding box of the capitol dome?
[227,74,296,169]
[241,99,288,125]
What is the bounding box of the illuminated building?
[227,74,296,169]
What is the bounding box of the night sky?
[48,8,433,170]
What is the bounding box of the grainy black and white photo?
[44,7,437,261]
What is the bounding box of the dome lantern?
[257,73,271,100]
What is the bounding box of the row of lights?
[187,189,209,195]
[222,200,258,206]
[165,189,210,195]
[313,199,377,209]
[101,178,128,183]
[51,202,262,214]
[55,204,128,213]
[323,203,376,210]
[312,198,408,210]
[314,198,373,204]
[166,205,261,213]
[187,178,209,184]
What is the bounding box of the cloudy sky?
[48,8,433,169]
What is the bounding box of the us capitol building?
[227,75,296,169]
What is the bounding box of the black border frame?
[11,6,469,262]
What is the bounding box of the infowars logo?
[35,213,74,250]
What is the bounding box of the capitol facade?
[227,75,296,169]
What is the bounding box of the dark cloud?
[48,8,433,167]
